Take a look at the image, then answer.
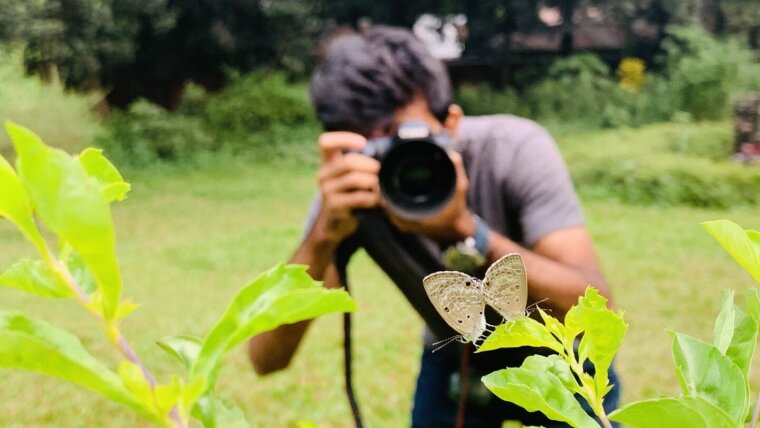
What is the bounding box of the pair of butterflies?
[423,253,528,346]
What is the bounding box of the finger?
[326,190,381,210]
[318,153,381,183]
[323,171,379,195]
[319,132,367,162]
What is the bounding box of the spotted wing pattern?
[423,271,486,340]
[483,253,528,320]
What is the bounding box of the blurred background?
[1,1,760,427]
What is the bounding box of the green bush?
[203,71,316,143]
[660,26,760,120]
[561,122,760,208]
[454,83,527,117]
[96,100,214,165]
[0,48,101,158]
[527,53,620,127]
[455,27,760,128]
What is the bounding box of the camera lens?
[379,140,456,219]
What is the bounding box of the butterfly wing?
[483,253,528,320]
[423,271,485,338]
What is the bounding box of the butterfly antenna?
[432,335,462,352]
[526,298,548,316]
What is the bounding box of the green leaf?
[154,375,182,415]
[0,259,71,298]
[702,220,760,283]
[0,310,157,422]
[191,264,355,391]
[117,360,157,415]
[538,308,569,343]
[6,121,122,319]
[0,152,46,252]
[746,289,760,328]
[478,316,564,354]
[565,288,627,396]
[157,335,202,370]
[713,289,735,354]
[725,306,758,379]
[748,230,760,257]
[482,367,599,428]
[671,332,748,424]
[66,251,97,295]
[609,396,735,428]
[78,148,131,203]
[192,395,249,428]
[521,354,584,396]
[115,301,140,320]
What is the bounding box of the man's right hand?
[309,131,382,249]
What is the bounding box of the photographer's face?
[370,97,463,140]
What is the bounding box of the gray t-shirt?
[303,115,583,356]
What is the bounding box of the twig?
[48,254,187,428]
[750,393,760,428]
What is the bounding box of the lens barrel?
[378,137,456,220]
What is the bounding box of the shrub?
[454,83,527,117]
[96,100,214,165]
[527,53,621,127]
[454,27,760,128]
[561,122,760,208]
[659,26,760,120]
[0,48,101,158]
[0,122,356,427]
[203,71,316,143]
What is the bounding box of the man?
[248,26,619,427]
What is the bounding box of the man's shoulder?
[459,114,551,147]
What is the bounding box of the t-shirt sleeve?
[503,126,584,248]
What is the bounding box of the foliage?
[561,121,760,208]
[0,121,356,427]
[454,83,528,118]
[0,48,101,158]
[96,99,214,165]
[98,73,321,165]
[659,25,760,120]
[0,0,174,88]
[479,288,626,428]
[203,72,317,146]
[456,26,760,127]
[479,219,760,428]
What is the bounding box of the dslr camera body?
[360,121,457,220]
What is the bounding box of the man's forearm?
[248,234,341,375]
[485,230,611,319]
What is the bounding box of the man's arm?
[248,131,381,376]
[484,224,609,319]
[248,236,341,375]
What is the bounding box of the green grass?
[1,124,759,427]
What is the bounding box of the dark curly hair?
[310,26,452,135]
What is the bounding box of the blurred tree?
[0,0,174,89]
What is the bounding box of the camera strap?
[334,237,364,428]
[333,210,470,428]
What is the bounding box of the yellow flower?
[618,57,646,93]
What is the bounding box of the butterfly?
[423,253,528,349]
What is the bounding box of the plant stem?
[48,254,187,428]
[564,342,613,428]
[749,392,760,428]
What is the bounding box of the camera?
[360,121,457,220]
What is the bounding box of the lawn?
[0,122,758,427]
